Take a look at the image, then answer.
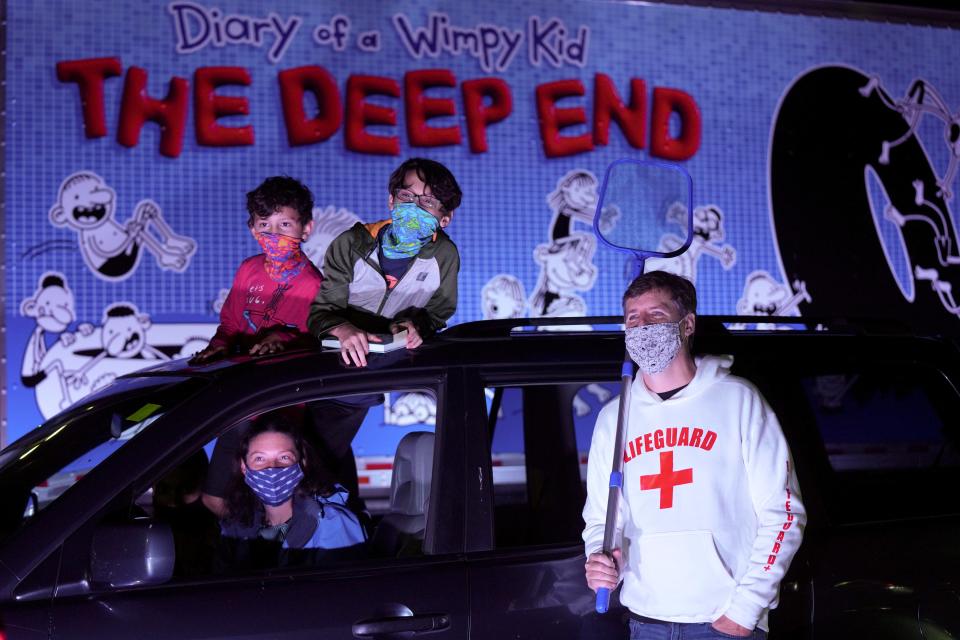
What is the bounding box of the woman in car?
[217,412,366,569]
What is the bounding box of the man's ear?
[240,460,248,474]
[683,313,696,339]
[301,220,314,241]
[387,192,395,211]
[249,226,259,242]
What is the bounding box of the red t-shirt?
[209,255,323,351]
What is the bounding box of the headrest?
[388,431,435,517]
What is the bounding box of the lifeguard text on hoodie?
[582,355,805,631]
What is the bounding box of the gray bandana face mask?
[625,320,683,375]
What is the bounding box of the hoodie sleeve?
[723,388,806,630]
[582,399,623,557]
[308,229,357,337]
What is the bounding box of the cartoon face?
[535,234,598,290]
[737,273,787,316]
[483,286,525,319]
[21,282,75,333]
[561,179,598,213]
[101,310,150,358]
[693,206,723,242]
[51,173,116,230]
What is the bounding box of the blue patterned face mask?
[244,464,304,507]
[382,202,440,259]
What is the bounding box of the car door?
[32,372,472,640]
[791,353,960,639]
[463,366,630,640]
[738,338,960,640]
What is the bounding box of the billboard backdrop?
[5,0,960,443]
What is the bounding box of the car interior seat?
[370,431,435,557]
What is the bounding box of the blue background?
[6,0,960,442]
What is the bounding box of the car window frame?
[3,366,462,602]
[467,361,621,555]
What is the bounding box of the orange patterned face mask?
[256,232,306,283]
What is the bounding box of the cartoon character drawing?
[302,205,361,271]
[597,203,622,236]
[862,76,960,201]
[19,272,94,391]
[573,383,614,418]
[482,274,527,319]
[24,299,178,418]
[529,233,598,317]
[882,180,960,316]
[736,271,812,326]
[384,392,436,426]
[48,171,196,281]
[548,170,600,235]
[64,303,170,392]
[645,204,736,282]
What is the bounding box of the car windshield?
[0,375,207,542]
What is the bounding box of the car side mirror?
[89,519,175,588]
[24,491,39,519]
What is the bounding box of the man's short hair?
[388,158,462,212]
[246,176,314,227]
[622,271,697,317]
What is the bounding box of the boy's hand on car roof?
[330,323,374,367]
[249,333,288,356]
[189,343,227,365]
[391,320,422,349]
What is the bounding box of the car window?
[803,369,959,471]
[798,363,960,522]
[486,382,618,549]
[0,377,206,542]
[50,385,443,592]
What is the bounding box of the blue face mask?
[382,202,440,259]
[244,464,304,507]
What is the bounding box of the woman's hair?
[222,411,335,527]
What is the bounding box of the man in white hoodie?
[583,271,804,639]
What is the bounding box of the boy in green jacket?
[309,157,462,367]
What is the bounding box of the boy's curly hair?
[388,158,462,213]
[246,176,314,227]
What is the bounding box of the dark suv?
[0,317,958,639]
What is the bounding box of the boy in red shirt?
[192,176,321,363]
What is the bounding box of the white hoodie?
[582,355,805,631]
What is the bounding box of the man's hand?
[391,320,423,349]
[329,323,375,367]
[189,343,227,365]
[584,549,621,592]
[249,332,289,356]
[711,616,752,637]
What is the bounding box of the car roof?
[122,315,958,393]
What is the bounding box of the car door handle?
[352,614,450,637]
